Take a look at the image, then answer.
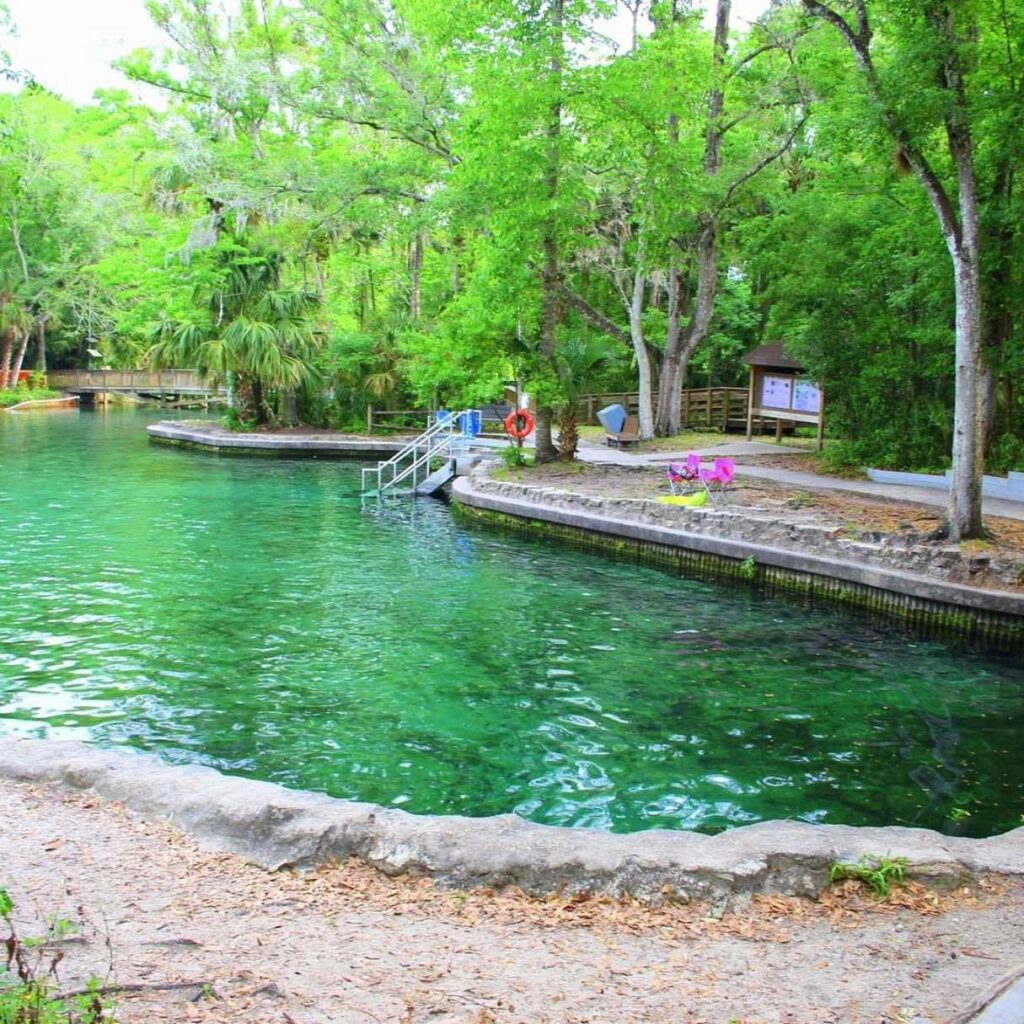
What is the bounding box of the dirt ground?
[3,782,1023,1024]
[498,463,1024,563]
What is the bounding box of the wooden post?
[775,416,784,443]
[817,389,826,452]
[745,368,756,441]
[367,404,373,434]
[683,389,690,427]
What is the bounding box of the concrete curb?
[867,466,1024,503]
[451,476,1024,623]
[147,421,405,458]
[2,739,1023,901]
[2,396,80,413]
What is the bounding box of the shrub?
[0,888,111,1023]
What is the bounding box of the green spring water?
[1,409,1022,837]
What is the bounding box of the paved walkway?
[574,439,1024,523]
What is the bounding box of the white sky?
[2,0,771,106]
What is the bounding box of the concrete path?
[576,438,797,464]
[575,439,1024,523]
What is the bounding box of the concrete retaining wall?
[2,396,80,412]
[452,475,1024,649]
[147,421,404,459]
[3,739,1023,901]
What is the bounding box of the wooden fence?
[366,404,514,436]
[579,388,750,431]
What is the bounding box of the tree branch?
[556,283,630,345]
[713,113,810,215]
[802,0,962,250]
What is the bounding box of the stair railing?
[361,410,480,495]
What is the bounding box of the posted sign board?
[746,365,825,450]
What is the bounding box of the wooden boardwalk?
[47,369,224,396]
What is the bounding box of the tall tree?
[803,0,986,539]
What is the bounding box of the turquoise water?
[1,409,1022,837]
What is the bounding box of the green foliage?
[0,0,1019,469]
[0,386,58,407]
[739,555,757,581]
[828,855,909,897]
[500,444,534,469]
[0,889,111,1024]
[148,235,323,424]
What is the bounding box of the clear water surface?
[1,409,1022,838]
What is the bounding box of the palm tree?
[553,337,617,460]
[0,292,32,390]
[148,237,323,424]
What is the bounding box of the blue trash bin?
[597,403,627,434]
[457,410,482,437]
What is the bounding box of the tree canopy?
[0,0,1021,529]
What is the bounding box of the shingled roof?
[741,341,806,371]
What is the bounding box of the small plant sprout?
[828,855,909,897]
[0,888,111,1024]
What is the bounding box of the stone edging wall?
[146,421,403,460]
[2,396,80,412]
[3,739,1023,901]
[451,475,1024,649]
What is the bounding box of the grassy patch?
[578,425,735,453]
[0,888,111,1023]
[828,855,909,897]
[0,387,60,408]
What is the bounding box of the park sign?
[742,342,825,451]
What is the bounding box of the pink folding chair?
[667,453,704,496]
[698,457,735,502]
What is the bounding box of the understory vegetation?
[0,1,1021,507]
[0,386,58,408]
[0,889,110,1024]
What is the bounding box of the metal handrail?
[361,410,480,495]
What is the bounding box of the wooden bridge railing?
[579,387,750,430]
[47,369,222,393]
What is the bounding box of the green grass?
[578,424,737,453]
[828,855,909,897]
[0,387,60,408]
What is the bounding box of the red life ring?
[504,408,535,439]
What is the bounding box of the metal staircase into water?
[361,410,481,497]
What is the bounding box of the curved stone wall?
[1,740,1022,902]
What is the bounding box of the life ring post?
[504,408,535,446]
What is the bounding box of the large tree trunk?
[556,407,578,460]
[655,265,684,435]
[9,328,29,388]
[803,0,985,539]
[35,318,46,373]
[947,246,984,539]
[0,329,13,390]
[234,374,259,424]
[535,0,564,464]
[282,388,299,426]
[654,0,730,437]
[252,376,269,424]
[627,268,654,439]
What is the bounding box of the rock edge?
[2,739,1022,901]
